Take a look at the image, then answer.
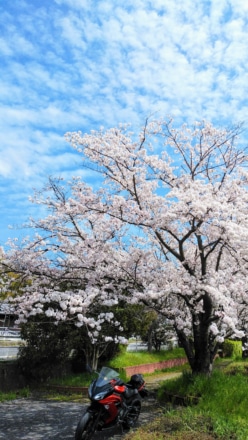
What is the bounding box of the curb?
[44,385,89,395]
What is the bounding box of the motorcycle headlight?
[94,391,107,400]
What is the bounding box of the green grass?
[108,346,185,369]
[47,346,185,387]
[220,360,248,375]
[0,387,30,402]
[41,392,84,402]
[49,372,96,387]
[124,412,219,439]
[155,366,248,440]
[122,358,248,440]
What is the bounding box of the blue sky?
[1,0,248,247]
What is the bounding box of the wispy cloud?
[1,0,248,245]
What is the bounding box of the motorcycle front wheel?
[75,410,96,440]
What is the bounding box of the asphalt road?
[0,399,85,440]
[0,396,158,440]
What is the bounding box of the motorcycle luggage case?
[129,373,145,389]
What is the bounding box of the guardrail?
[0,327,21,338]
[0,346,20,359]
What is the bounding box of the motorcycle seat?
[124,387,138,399]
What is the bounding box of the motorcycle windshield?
[96,367,120,387]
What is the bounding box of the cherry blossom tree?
[1,180,130,369]
[2,118,248,374]
[65,118,248,374]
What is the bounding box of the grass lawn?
[108,346,185,369]
[48,346,186,386]
[0,388,30,402]
[125,360,248,440]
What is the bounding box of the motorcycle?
[75,366,148,440]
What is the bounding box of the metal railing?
[0,327,21,339]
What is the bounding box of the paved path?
[0,373,178,439]
[0,399,84,440]
[0,392,161,440]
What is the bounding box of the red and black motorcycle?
[75,366,148,440]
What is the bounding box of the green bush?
[18,318,84,381]
[222,340,242,359]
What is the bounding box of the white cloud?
[1,0,248,244]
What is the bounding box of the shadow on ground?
[0,373,178,440]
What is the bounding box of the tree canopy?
[1,118,248,374]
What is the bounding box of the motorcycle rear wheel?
[75,411,96,440]
[123,399,141,429]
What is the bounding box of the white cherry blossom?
[1,118,248,374]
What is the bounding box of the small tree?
[144,315,176,352]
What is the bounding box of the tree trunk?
[147,322,154,353]
[83,345,99,372]
[176,314,215,375]
[192,347,212,374]
[178,336,213,374]
[191,320,211,374]
[91,346,100,371]
[176,328,195,371]
[190,294,216,375]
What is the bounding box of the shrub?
[18,318,84,381]
[222,340,242,359]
